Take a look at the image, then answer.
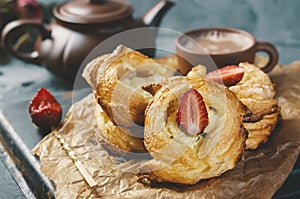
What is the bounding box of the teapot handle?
[1,19,51,65]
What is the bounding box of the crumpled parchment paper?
[32,56,300,199]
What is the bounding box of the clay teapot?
[1,0,174,80]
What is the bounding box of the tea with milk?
[182,30,254,55]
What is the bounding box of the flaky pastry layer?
[138,76,247,184]
[94,97,146,156]
[187,62,280,149]
[83,45,175,129]
[230,62,280,149]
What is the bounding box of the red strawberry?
[205,65,244,87]
[176,88,208,136]
[29,88,62,129]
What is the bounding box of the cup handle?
[255,41,279,73]
[1,19,50,65]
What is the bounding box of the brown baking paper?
[32,57,300,199]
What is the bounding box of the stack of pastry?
[229,63,280,149]
[82,45,280,185]
[82,45,176,155]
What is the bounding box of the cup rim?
[176,27,256,56]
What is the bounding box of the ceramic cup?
[176,27,279,75]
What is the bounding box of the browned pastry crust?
[244,112,279,149]
[230,62,280,149]
[94,97,147,156]
[138,76,248,185]
[187,62,280,150]
[82,45,175,154]
[83,45,175,128]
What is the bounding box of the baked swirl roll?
[83,45,175,155]
[83,45,175,127]
[138,76,248,185]
[188,63,280,150]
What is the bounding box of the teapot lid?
[53,0,133,24]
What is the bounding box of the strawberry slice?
[29,88,62,129]
[205,65,244,87]
[176,88,208,136]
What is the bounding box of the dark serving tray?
[0,88,90,199]
[0,88,299,199]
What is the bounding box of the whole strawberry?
[29,88,62,129]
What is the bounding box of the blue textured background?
[37,0,300,64]
[128,0,300,64]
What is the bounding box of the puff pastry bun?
[83,45,175,155]
[229,62,280,149]
[83,45,175,127]
[138,76,247,185]
[188,63,280,149]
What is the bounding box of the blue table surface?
[1,0,300,198]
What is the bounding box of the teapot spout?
[142,0,174,27]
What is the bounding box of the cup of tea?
[176,27,279,75]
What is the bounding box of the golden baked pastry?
[229,62,280,149]
[94,99,147,155]
[188,62,280,149]
[229,62,279,114]
[185,64,207,78]
[82,45,175,154]
[83,45,175,128]
[138,76,248,185]
[243,112,279,149]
